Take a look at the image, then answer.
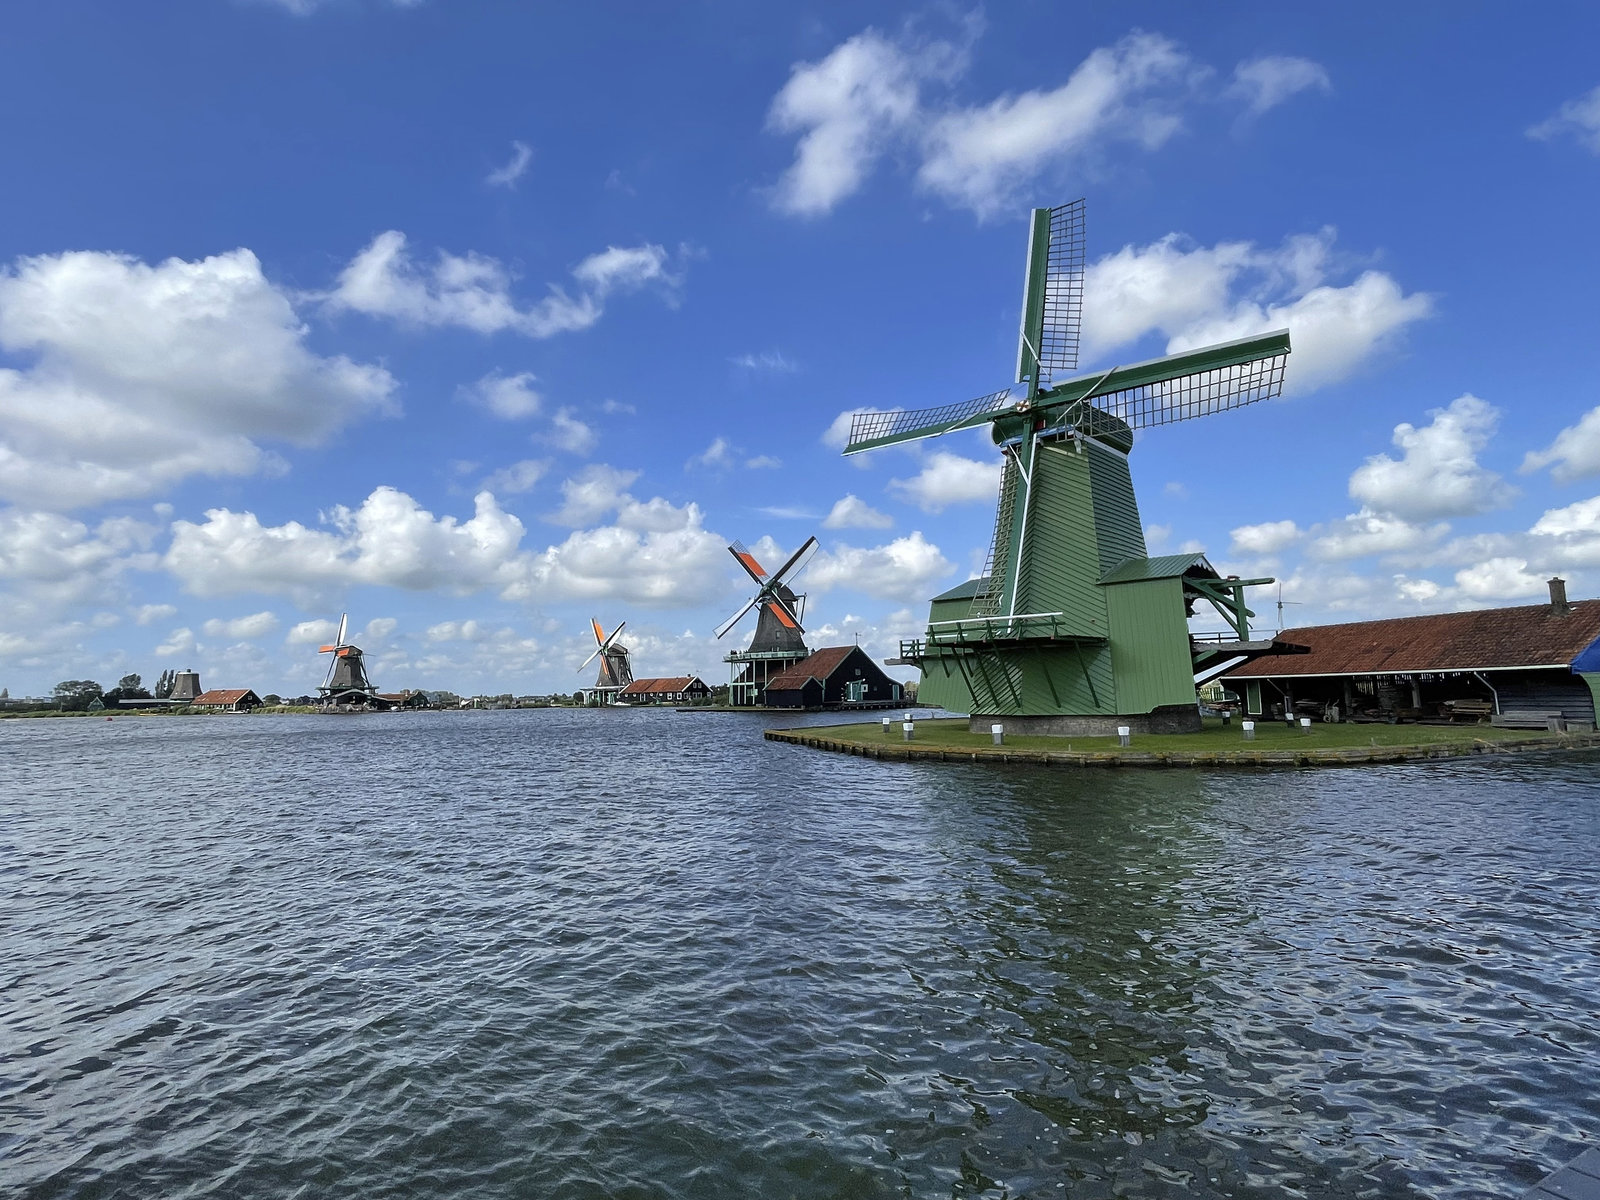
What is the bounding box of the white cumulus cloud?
[917,33,1200,218]
[461,370,542,419]
[1084,228,1433,395]
[326,231,675,338]
[888,451,1001,513]
[1229,519,1302,556]
[823,494,894,530]
[805,531,954,603]
[1227,55,1331,116]
[766,26,1211,219]
[1522,404,1600,482]
[765,28,937,217]
[1347,395,1514,521]
[0,247,394,509]
[201,611,279,640]
[166,487,527,600]
[1455,557,1548,602]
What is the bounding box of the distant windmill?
[578,618,633,703]
[1275,582,1303,633]
[716,536,818,706]
[844,198,1298,734]
[318,613,379,707]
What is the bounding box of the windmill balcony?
[901,612,1106,661]
[724,647,812,662]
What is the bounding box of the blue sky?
[3,1,1599,698]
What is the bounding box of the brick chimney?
[1548,576,1570,615]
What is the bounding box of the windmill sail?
[1018,199,1086,385]
[837,197,1294,731]
[1048,329,1290,432]
[715,536,817,653]
[844,386,1021,455]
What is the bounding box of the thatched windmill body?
[846,199,1298,735]
[578,618,633,704]
[715,537,817,706]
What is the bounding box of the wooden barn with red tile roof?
[762,645,902,709]
[1225,579,1600,728]
[190,689,263,713]
[618,676,712,705]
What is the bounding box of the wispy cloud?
[730,350,798,372]
[1528,84,1600,154]
[486,140,533,188]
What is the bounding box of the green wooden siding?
[919,643,1112,715]
[1086,442,1147,575]
[1104,578,1198,714]
[1014,444,1108,637]
[917,654,977,712]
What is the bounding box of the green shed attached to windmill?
[854,199,1302,735]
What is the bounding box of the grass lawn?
[803,716,1539,754]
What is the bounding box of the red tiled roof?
[192,689,258,705]
[1227,599,1600,678]
[765,646,861,691]
[619,676,705,695]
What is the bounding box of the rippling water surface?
[4,710,1599,1198]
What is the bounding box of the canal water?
[3,709,1598,1199]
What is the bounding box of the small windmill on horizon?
[844,198,1304,734]
[716,536,818,706]
[318,613,381,708]
[578,618,633,704]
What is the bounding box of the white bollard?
[1242,720,1256,742]
[881,716,892,735]
[1117,724,1131,748]
[902,720,915,742]
[1299,716,1312,735]
[991,723,1004,746]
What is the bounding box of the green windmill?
[845,199,1298,736]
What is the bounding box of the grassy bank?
[806,716,1536,753]
[768,716,1600,768]
[0,705,320,719]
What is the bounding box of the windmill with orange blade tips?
[577,618,633,704]
[715,536,818,705]
[317,613,381,708]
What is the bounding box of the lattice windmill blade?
[714,594,761,640]
[844,385,1023,456]
[1042,328,1291,431]
[578,619,626,671]
[769,536,819,589]
[727,541,771,586]
[1017,198,1086,387]
[319,611,349,654]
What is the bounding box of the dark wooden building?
[1225,580,1600,728]
[618,676,712,705]
[191,688,263,713]
[762,645,903,709]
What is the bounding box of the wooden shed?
[191,689,263,713]
[1225,580,1600,728]
[618,676,712,705]
[762,645,902,709]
